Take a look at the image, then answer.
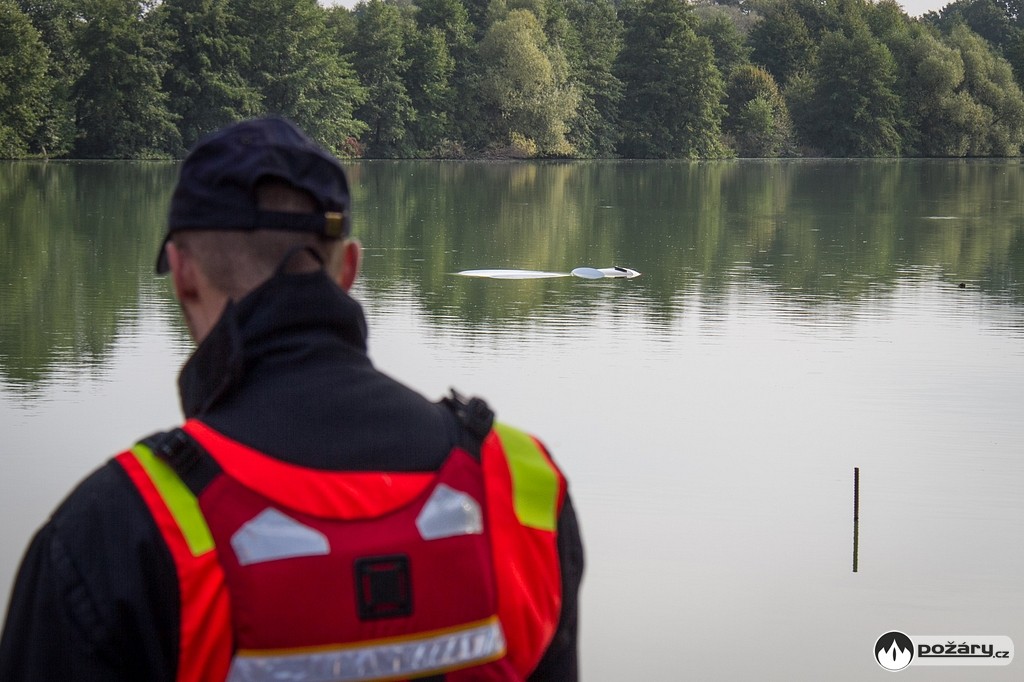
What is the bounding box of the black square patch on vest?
[355,555,412,620]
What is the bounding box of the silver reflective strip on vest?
[231,508,330,566]
[415,483,483,541]
[226,618,506,682]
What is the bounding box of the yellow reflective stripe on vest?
[130,443,215,557]
[227,616,506,682]
[493,423,559,532]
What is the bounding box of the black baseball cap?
[156,117,351,274]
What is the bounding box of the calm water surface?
[1,159,1022,680]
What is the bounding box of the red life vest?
[115,418,565,682]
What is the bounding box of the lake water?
[1,159,1022,680]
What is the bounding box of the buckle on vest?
[444,389,494,441]
[355,554,413,620]
[141,428,222,496]
[155,429,200,471]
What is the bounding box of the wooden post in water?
[852,467,860,573]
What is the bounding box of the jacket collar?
[177,269,368,418]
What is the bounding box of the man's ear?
[166,241,200,304]
[336,238,361,292]
[166,239,231,344]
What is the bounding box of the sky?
[319,0,953,17]
[897,0,951,15]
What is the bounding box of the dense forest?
[2,0,1024,159]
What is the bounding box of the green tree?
[461,0,490,38]
[1006,29,1024,87]
[948,22,1024,154]
[16,0,83,156]
[0,0,50,157]
[786,0,848,37]
[696,9,752,78]
[72,0,180,158]
[405,27,458,155]
[793,23,901,156]
[885,22,971,156]
[748,1,815,85]
[351,0,416,157]
[930,0,1024,88]
[996,0,1022,22]
[239,0,366,155]
[724,64,793,156]
[616,0,727,158]
[933,0,1017,45]
[156,0,261,151]
[562,0,623,157]
[866,0,913,46]
[478,8,579,156]
[413,0,477,149]
[489,0,549,26]
[694,1,762,35]
[325,2,357,39]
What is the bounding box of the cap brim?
[155,233,171,274]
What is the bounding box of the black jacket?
[0,270,583,681]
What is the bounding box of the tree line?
[2,0,1024,159]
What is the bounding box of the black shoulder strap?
[139,428,223,497]
[441,389,495,458]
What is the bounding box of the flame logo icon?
[876,631,914,671]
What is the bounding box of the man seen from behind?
[0,117,583,682]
